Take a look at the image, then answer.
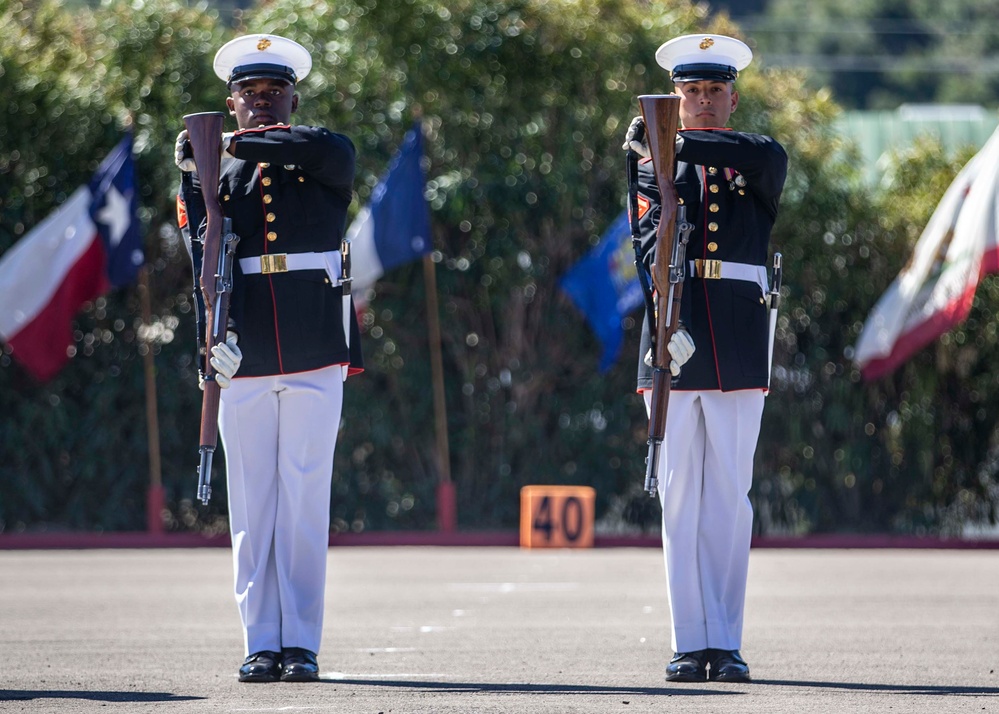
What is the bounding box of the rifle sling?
[627,150,658,356]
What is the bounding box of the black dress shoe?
[665,650,708,682]
[707,649,751,682]
[238,650,282,683]
[280,647,320,682]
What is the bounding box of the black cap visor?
[227,63,297,87]
[671,63,738,83]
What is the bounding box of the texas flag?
[853,125,999,379]
[346,122,432,302]
[0,134,143,382]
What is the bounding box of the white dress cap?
[655,34,752,82]
[213,34,313,86]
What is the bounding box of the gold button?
[709,184,720,193]
[298,176,305,183]
[709,203,719,213]
[708,167,718,175]
[708,222,719,232]
[266,212,276,222]
[760,297,765,304]
[267,231,277,242]
[259,162,270,168]
[738,189,746,195]
[223,195,230,201]
[263,195,273,204]
[678,197,684,205]
[708,242,718,252]
[262,177,272,186]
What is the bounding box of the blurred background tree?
[2,0,997,537]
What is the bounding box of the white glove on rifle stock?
[621,116,650,159]
[622,115,684,160]
[200,332,242,390]
[644,328,695,378]
[175,130,238,173]
[174,129,197,173]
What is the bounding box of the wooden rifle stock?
[637,95,683,497]
[183,111,227,505]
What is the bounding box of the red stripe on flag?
[6,237,109,382]
[859,280,977,381]
[981,244,999,276]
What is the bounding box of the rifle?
[637,94,693,497]
[339,236,352,381]
[183,111,240,505]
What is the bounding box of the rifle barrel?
[183,111,227,506]
[636,95,682,498]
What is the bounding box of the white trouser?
[219,365,344,656]
[644,389,765,653]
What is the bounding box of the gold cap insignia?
[257,38,272,51]
[699,37,715,50]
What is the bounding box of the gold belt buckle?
[260,254,288,274]
[695,259,722,279]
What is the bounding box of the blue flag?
[348,123,432,293]
[560,210,644,372]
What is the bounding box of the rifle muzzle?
[644,439,662,498]
[198,447,215,505]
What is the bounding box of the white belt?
[239,250,342,283]
[689,259,767,284]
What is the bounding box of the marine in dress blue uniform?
[626,34,788,683]
[176,33,362,683]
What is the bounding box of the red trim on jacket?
[257,164,285,373]
[233,123,291,136]
[697,165,724,387]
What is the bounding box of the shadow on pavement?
[327,677,999,698]
[329,678,742,696]
[753,680,999,696]
[0,690,203,703]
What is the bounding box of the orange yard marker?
[519,485,596,548]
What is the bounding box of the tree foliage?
[2,0,997,537]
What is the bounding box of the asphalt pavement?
[1,546,998,713]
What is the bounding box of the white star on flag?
[96,185,132,248]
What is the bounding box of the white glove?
[667,329,695,377]
[209,332,242,388]
[621,116,649,159]
[177,130,236,171]
[174,129,197,173]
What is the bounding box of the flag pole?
[411,111,454,532]
[423,253,455,531]
[139,266,165,534]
